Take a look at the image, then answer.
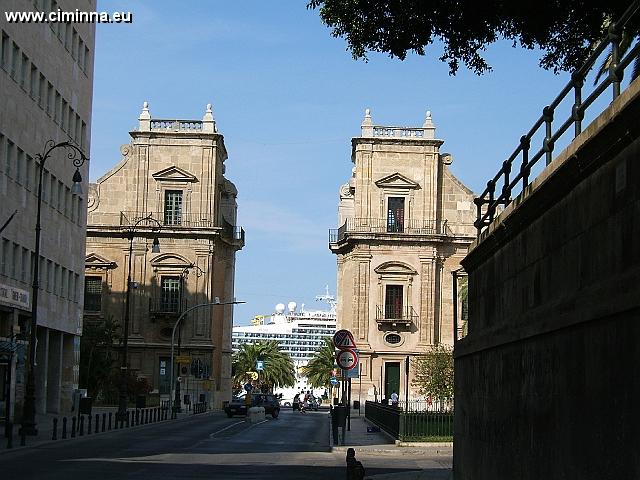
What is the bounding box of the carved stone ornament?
[87,184,99,212]
[339,183,354,199]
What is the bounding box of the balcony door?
[164,190,183,225]
[385,285,403,319]
[387,197,405,233]
[160,276,181,312]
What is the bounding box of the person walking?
[390,391,399,407]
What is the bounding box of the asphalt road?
[0,409,446,479]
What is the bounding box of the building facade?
[0,0,95,423]
[329,110,475,402]
[85,103,244,409]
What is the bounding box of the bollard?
[71,417,77,438]
[62,417,68,439]
[135,409,140,426]
[79,416,85,436]
[145,409,149,424]
[20,429,26,446]
[346,448,366,480]
[95,414,99,433]
[52,417,58,440]
[102,413,106,432]
[6,422,13,449]
[108,412,112,430]
[87,414,92,435]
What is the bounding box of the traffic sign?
[176,355,192,364]
[330,376,339,386]
[256,360,265,371]
[333,329,357,350]
[336,349,358,370]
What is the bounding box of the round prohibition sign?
[336,349,358,370]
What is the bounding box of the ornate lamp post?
[117,214,162,422]
[21,141,88,435]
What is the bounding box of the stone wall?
[455,79,640,479]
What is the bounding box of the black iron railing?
[474,1,640,237]
[375,305,418,325]
[149,297,187,315]
[221,217,245,245]
[329,218,449,243]
[365,400,454,442]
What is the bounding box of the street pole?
[117,214,161,422]
[169,300,245,417]
[21,141,87,435]
[405,355,410,410]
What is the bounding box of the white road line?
[248,419,269,429]
[209,421,245,437]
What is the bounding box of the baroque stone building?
[329,110,475,402]
[1,0,95,423]
[85,103,244,409]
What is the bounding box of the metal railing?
[474,1,640,237]
[221,217,245,244]
[150,119,203,131]
[329,218,450,243]
[375,305,418,325]
[149,297,188,315]
[365,399,454,442]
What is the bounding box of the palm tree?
[301,337,336,388]
[232,340,296,393]
[594,20,639,84]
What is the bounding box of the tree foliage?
[232,341,296,392]
[412,344,454,400]
[301,337,336,388]
[307,1,636,75]
[79,316,120,398]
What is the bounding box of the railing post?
[52,417,58,440]
[71,416,76,437]
[487,181,495,222]
[79,416,84,436]
[96,413,100,432]
[87,414,92,435]
[501,160,511,205]
[62,417,67,439]
[108,412,112,430]
[520,135,530,188]
[608,22,622,100]
[542,106,554,165]
[102,413,106,432]
[571,72,584,137]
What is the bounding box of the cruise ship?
[232,288,337,400]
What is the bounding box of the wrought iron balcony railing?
[329,218,450,244]
[221,217,245,245]
[149,297,187,316]
[375,305,418,326]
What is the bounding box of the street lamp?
[117,214,162,422]
[169,299,245,416]
[22,140,88,435]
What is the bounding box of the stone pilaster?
[418,251,437,347]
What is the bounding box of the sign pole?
[347,377,351,431]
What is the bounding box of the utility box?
[247,406,265,423]
[79,396,93,415]
[332,405,347,428]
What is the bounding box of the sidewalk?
[1,406,195,452]
[330,412,453,480]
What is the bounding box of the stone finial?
[139,101,151,131]
[203,103,216,133]
[361,108,374,137]
[422,110,435,139]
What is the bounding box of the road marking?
[209,421,245,437]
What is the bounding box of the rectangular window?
[75,114,81,142]
[21,247,28,282]
[163,190,183,225]
[38,73,45,107]
[46,260,53,292]
[81,121,86,147]
[54,91,61,124]
[0,239,8,276]
[160,276,181,312]
[61,268,67,298]
[84,276,102,311]
[12,243,19,279]
[61,99,68,131]
[16,148,24,184]
[25,155,33,190]
[0,32,9,70]
[54,264,61,296]
[385,285,403,319]
[20,54,28,89]
[11,42,19,79]
[83,45,90,71]
[57,180,63,211]
[78,39,85,69]
[30,64,38,98]
[5,140,14,178]
[387,197,405,233]
[47,82,53,114]
[72,29,78,59]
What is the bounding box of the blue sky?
[91,1,573,324]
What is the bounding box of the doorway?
[384,362,400,401]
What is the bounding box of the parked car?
[224,393,280,419]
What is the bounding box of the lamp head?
[71,168,83,195]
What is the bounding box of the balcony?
[149,297,187,318]
[221,217,245,247]
[329,218,450,244]
[375,305,418,328]
[120,211,217,228]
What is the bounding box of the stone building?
[329,110,475,402]
[85,103,244,409]
[0,0,95,424]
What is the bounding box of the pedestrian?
[293,393,300,411]
[390,391,399,407]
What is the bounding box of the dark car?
[224,393,280,419]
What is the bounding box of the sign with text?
[333,329,356,350]
[0,283,30,310]
[176,355,192,364]
[336,349,358,370]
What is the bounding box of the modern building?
[0,0,95,424]
[232,290,337,400]
[85,103,244,409]
[329,110,475,402]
